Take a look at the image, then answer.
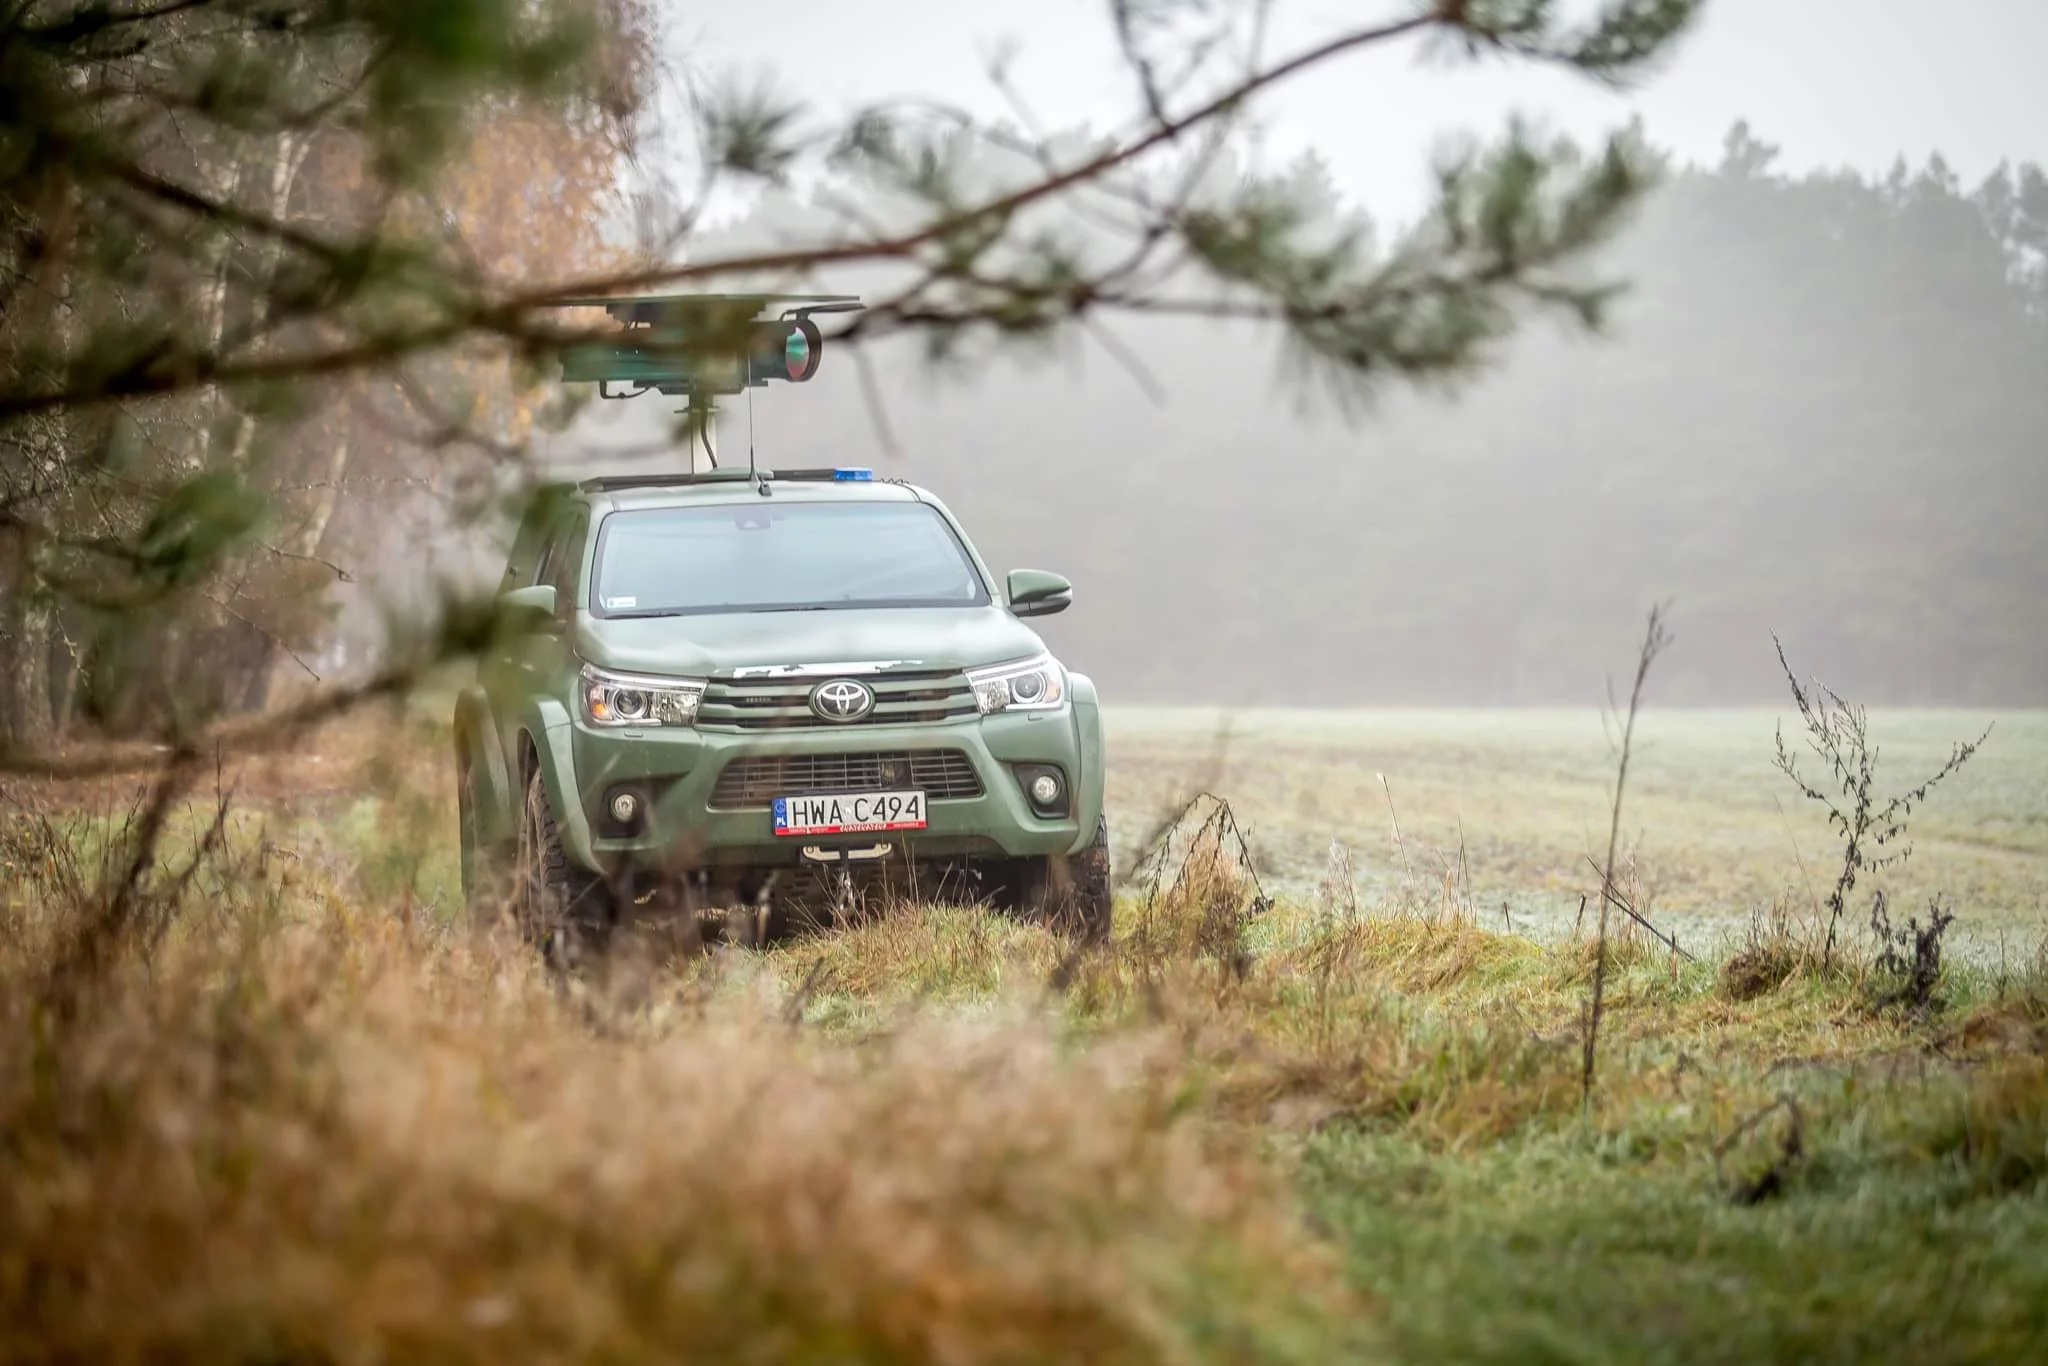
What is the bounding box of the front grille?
[709,749,984,808]
[698,669,976,730]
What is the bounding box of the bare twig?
[1583,601,1674,1114]
[39,745,214,1018]
[1577,852,1697,962]
[202,590,321,682]
[0,658,423,779]
[1379,772,1413,882]
[1772,792,1827,932]
[1117,710,1236,886]
[253,539,355,584]
[1456,814,1474,918]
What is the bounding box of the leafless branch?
[254,539,354,584]
[203,589,320,682]
[1582,600,1674,1114]
[0,657,424,780]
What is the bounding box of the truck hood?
[573,606,1049,678]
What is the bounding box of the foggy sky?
[674,0,2048,223]
[369,1,2048,708]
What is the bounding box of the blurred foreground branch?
[2,0,1704,757]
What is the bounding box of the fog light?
[1028,772,1061,807]
[609,791,640,824]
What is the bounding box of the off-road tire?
[512,767,614,968]
[457,750,516,925]
[1064,815,1114,943]
[1002,816,1113,944]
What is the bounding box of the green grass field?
[1102,706,2048,960]
[4,699,2044,1363]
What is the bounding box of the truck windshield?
[590,500,991,616]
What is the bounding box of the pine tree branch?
[2,10,1444,419]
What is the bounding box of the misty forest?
[586,123,2048,710]
[2,2,2046,1364]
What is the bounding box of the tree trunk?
[209,114,320,716]
[50,619,82,739]
[0,163,75,753]
[2,569,56,751]
[187,149,247,474]
[237,430,353,713]
[216,127,311,473]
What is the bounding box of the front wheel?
[998,817,1113,944]
[512,767,614,968]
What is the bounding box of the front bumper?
[541,706,1099,875]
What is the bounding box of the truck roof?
[570,468,931,513]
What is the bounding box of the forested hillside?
[565,121,2047,707]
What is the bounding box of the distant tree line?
[686,120,2048,707]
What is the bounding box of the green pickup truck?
[452,464,1110,956]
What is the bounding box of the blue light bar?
[834,467,874,481]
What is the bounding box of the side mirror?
[1006,568,1072,618]
[497,583,558,628]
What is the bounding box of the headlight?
[966,653,1066,715]
[580,663,705,727]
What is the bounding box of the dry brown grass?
[1713,893,1852,1003]
[1019,833,1579,1143]
[0,786,1595,1365]
[0,847,1367,1366]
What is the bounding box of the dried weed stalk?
[1582,601,1674,1115]
[1127,791,1271,983]
[1771,635,1989,966]
[1867,889,1957,1017]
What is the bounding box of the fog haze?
[679,0,2048,219]
[502,2,2048,709]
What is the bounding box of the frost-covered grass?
[1101,705,2048,956]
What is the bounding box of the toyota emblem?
[809,678,875,722]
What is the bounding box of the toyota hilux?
[452,465,1110,954]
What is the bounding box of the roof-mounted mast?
[546,291,867,478]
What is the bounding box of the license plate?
[773,790,927,836]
